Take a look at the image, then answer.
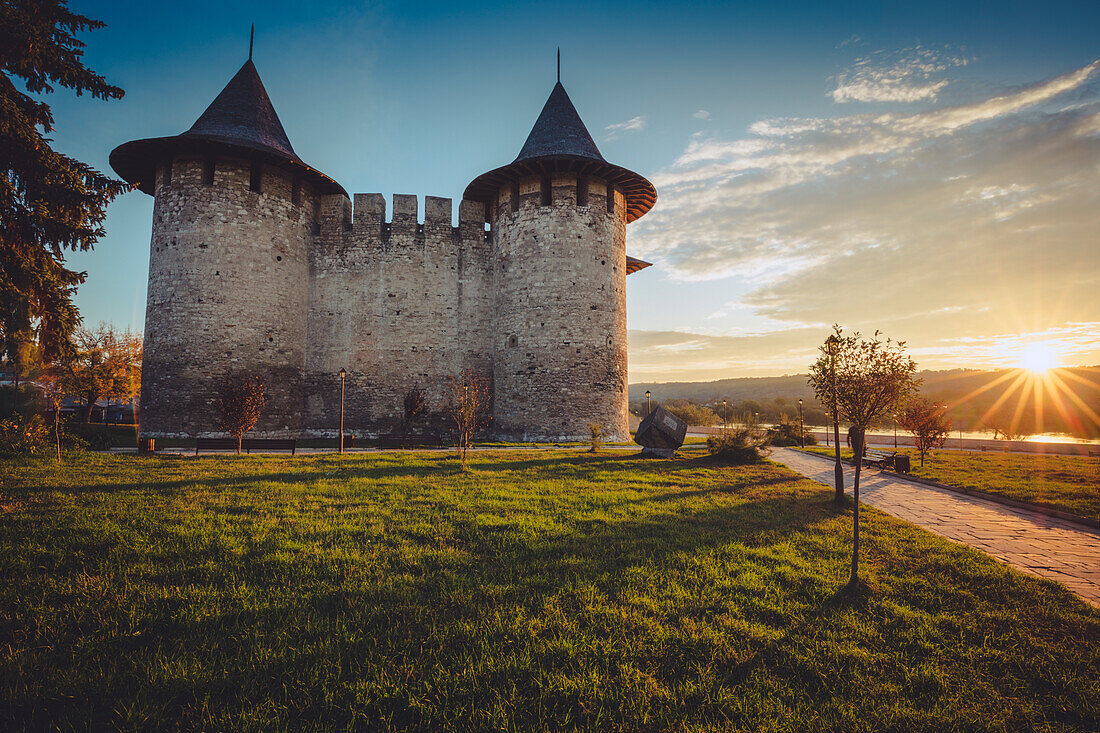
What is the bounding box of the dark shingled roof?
[515,82,605,162]
[464,82,656,223]
[110,60,345,196]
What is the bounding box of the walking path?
[770,448,1100,607]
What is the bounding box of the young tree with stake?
[218,372,267,454]
[809,325,918,590]
[899,397,951,467]
[808,335,845,504]
[446,369,491,469]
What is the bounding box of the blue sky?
[45,1,1100,380]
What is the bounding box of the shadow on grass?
[4,485,846,729]
[10,450,758,499]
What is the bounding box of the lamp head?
[339,368,347,379]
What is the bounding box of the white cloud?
[629,58,1100,379]
[830,46,969,104]
[603,115,646,141]
[693,110,711,120]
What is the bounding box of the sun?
[1016,342,1061,374]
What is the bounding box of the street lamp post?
[798,398,804,448]
[338,368,347,453]
[645,390,652,417]
[722,399,728,433]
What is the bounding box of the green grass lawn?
[2,448,1098,731]
[803,446,1100,522]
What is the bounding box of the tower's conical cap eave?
[110,59,345,196]
[464,81,655,223]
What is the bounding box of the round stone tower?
[110,57,346,437]
[465,81,656,441]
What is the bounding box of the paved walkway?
[770,448,1100,607]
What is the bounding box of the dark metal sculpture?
[634,404,686,458]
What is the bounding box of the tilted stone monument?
[634,405,687,458]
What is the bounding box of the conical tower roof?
[465,81,655,223]
[110,59,345,196]
[514,82,605,162]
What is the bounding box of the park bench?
[194,437,240,455]
[379,433,444,449]
[863,448,898,470]
[243,438,297,455]
[194,437,298,455]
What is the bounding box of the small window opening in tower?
[577,175,589,206]
[249,162,263,194]
[162,159,172,187]
[540,175,552,207]
[291,178,301,206]
[510,182,520,213]
[202,158,215,186]
[508,334,518,348]
[606,186,615,213]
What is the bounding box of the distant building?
[111,53,655,440]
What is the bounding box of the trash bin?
[893,454,911,474]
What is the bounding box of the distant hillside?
[631,367,1100,438]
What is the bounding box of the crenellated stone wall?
[303,193,493,436]
[141,163,633,440]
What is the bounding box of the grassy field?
[1,448,1098,731]
[804,446,1100,521]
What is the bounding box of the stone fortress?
[110,51,656,441]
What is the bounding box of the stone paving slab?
[771,447,1100,608]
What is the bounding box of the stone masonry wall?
[490,174,629,440]
[142,165,633,441]
[141,155,318,437]
[303,194,493,436]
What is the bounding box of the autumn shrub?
[0,414,51,455]
[588,423,604,452]
[706,428,770,464]
[765,418,817,447]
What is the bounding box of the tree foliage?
[218,372,267,454]
[57,323,141,422]
[446,369,491,468]
[808,325,918,589]
[1,0,127,362]
[899,397,951,467]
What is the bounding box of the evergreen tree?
[1,0,126,364]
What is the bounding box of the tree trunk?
[84,390,96,423]
[236,435,242,455]
[54,412,61,465]
[832,415,844,504]
[848,431,863,589]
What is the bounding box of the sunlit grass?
[803,446,1100,521]
[1,449,1097,730]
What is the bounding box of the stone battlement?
[316,193,489,247]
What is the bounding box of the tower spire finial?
[557,47,560,83]
[249,24,254,61]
